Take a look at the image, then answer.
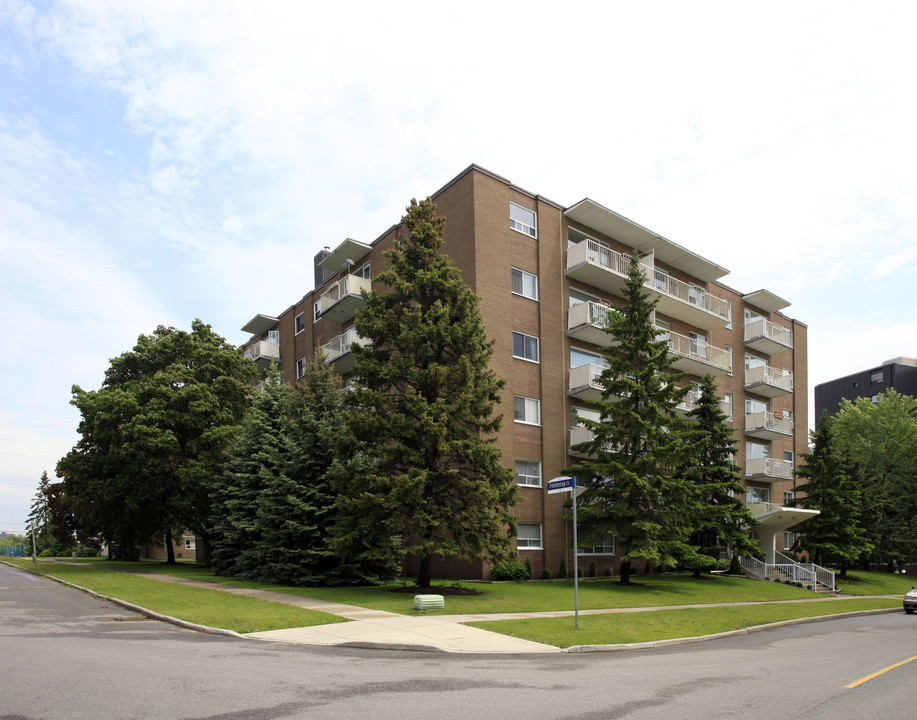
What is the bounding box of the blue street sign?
[547,476,575,494]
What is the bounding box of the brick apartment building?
[240,164,814,580]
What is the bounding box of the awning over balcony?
[241,314,279,335]
[319,238,372,273]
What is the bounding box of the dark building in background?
[815,357,917,421]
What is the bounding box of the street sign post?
[548,476,580,628]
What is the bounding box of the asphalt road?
[2,563,916,720]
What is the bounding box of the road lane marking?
[846,654,917,688]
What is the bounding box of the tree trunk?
[619,559,631,585]
[692,566,701,579]
[416,554,433,588]
[165,529,176,564]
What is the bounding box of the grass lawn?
[830,570,917,596]
[467,597,900,648]
[4,560,346,634]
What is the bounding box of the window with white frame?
[746,441,770,460]
[357,262,371,280]
[267,330,280,343]
[578,533,615,555]
[511,267,538,300]
[746,486,770,504]
[517,523,542,549]
[512,331,539,362]
[570,347,606,369]
[513,395,541,425]
[295,313,305,334]
[515,459,542,487]
[313,301,321,323]
[184,539,196,550]
[783,450,794,463]
[571,406,601,427]
[655,319,671,343]
[783,531,795,551]
[725,299,732,329]
[723,391,733,420]
[510,202,537,238]
[784,490,795,504]
[296,357,307,379]
[745,353,766,370]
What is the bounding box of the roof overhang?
[755,506,819,533]
[564,199,730,283]
[743,289,791,313]
[241,314,279,335]
[319,238,373,272]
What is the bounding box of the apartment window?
[313,301,321,323]
[517,523,543,549]
[296,357,307,379]
[510,202,537,238]
[870,369,884,384]
[295,313,305,335]
[746,398,768,415]
[514,395,541,425]
[784,490,795,503]
[745,354,766,370]
[571,348,606,369]
[655,319,671,343]
[515,460,542,487]
[725,299,732,329]
[724,345,733,373]
[783,450,794,463]
[267,330,280,343]
[747,441,770,460]
[184,539,196,550]
[578,533,615,555]
[746,486,770,504]
[723,391,733,420]
[512,331,539,362]
[572,406,601,427]
[511,267,538,300]
[783,532,795,551]
[357,262,371,280]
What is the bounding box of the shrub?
[604,565,613,577]
[81,547,99,557]
[558,558,567,579]
[524,557,533,580]
[577,566,584,578]
[491,559,530,582]
[588,560,597,577]
[38,548,57,558]
[540,568,552,580]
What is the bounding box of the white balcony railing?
[744,317,793,352]
[659,328,732,375]
[744,364,793,393]
[745,456,794,480]
[319,274,372,319]
[321,327,365,364]
[651,269,731,323]
[745,410,794,437]
[243,340,281,364]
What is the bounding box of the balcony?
[744,364,793,398]
[243,340,280,370]
[568,363,606,402]
[568,426,596,457]
[745,410,794,440]
[659,329,732,377]
[567,301,617,346]
[319,274,372,323]
[745,457,794,482]
[675,387,732,418]
[321,327,365,374]
[744,317,793,355]
[565,240,730,329]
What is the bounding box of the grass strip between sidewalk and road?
[466,597,900,648]
[6,560,346,634]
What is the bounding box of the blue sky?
[2,1,916,533]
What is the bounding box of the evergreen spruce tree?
[334,197,517,588]
[566,253,699,584]
[683,374,760,577]
[26,471,52,555]
[210,367,292,579]
[793,410,873,577]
